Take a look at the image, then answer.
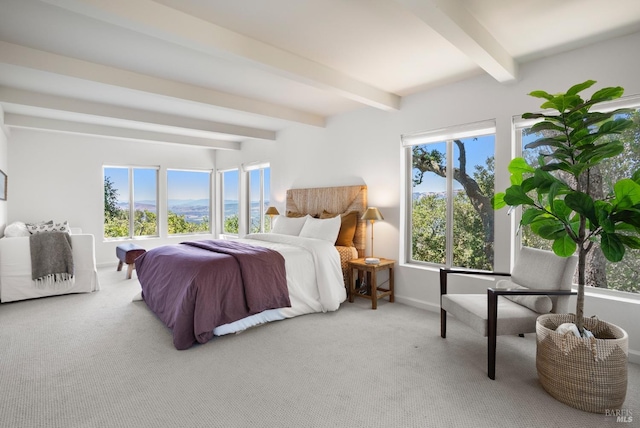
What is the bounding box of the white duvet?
[212,233,347,335]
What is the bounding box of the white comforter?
[212,233,346,335]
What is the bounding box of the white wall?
[7,129,217,264]
[0,107,7,234]
[217,31,640,361]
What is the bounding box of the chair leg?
[440,309,447,338]
[488,334,496,380]
[487,288,498,380]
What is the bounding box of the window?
[104,166,158,239]
[220,169,239,235]
[403,121,496,270]
[247,163,271,233]
[516,105,640,294]
[167,169,211,235]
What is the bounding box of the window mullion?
[260,168,265,232]
[129,168,135,238]
[445,139,454,268]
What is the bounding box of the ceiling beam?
[39,0,401,111]
[5,114,241,150]
[0,41,324,127]
[0,87,276,141]
[397,0,517,82]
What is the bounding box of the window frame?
[166,168,213,236]
[244,161,271,234]
[219,168,240,236]
[401,120,496,269]
[512,96,640,297]
[103,165,159,240]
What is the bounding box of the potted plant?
[492,80,639,413]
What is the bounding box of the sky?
[104,167,270,205]
[248,168,270,202]
[105,167,212,203]
[167,169,210,200]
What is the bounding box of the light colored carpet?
[0,267,637,428]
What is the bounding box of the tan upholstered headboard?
[285,185,367,258]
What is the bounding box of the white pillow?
[4,221,31,238]
[272,215,310,236]
[299,216,341,243]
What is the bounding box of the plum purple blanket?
[136,239,289,350]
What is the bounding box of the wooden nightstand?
[347,258,395,309]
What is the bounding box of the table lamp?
[266,206,279,231]
[361,207,384,264]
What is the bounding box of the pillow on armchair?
[4,221,31,237]
[25,220,70,234]
[500,282,553,314]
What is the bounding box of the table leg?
[371,269,378,309]
[389,266,394,303]
[348,266,354,302]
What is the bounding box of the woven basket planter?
[536,313,628,413]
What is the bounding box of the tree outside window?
[519,108,640,293]
[406,124,496,270]
[104,166,158,239]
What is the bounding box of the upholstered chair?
[440,246,578,379]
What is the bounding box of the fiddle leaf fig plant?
[492,80,640,336]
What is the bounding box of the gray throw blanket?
[29,231,74,287]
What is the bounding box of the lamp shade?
[361,207,384,221]
[266,206,280,216]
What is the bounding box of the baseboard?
[393,295,440,313]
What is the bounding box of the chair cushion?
[511,246,568,290]
[442,294,539,337]
[497,280,553,314]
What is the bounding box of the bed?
[136,185,367,349]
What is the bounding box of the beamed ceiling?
[1,0,640,149]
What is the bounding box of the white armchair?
[0,232,99,302]
[440,246,578,379]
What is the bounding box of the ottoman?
[116,243,146,279]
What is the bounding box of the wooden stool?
[116,243,146,279]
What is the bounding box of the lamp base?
[365,257,380,265]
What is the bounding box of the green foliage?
[412,194,446,264]
[250,215,271,233]
[224,214,239,234]
[104,176,209,238]
[492,80,640,334]
[168,212,210,234]
[104,214,129,238]
[134,210,157,236]
[412,146,444,187]
[104,177,120,220]
[412,192,492,270]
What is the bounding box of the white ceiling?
[1,0,640,149]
